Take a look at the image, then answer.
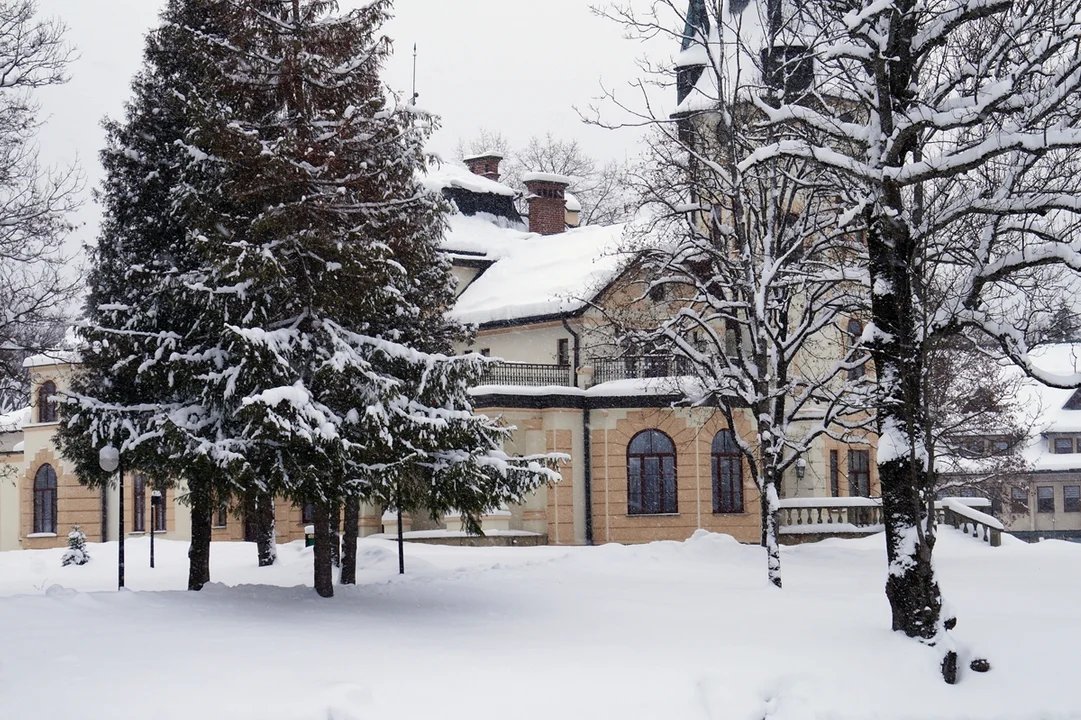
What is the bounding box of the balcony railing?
[478,362,575,388]
[591,355,689,385]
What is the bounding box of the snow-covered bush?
[61,526,89,567]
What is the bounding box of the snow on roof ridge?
[22,349,80,369]
[462,150,504,161]
[522,171,574,186]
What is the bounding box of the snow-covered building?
[994,345,1081,541]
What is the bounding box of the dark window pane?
[38,381,58,424]
[1054,438,1074,454]
[627,430,678,515]
[33,464,58,534]
[829,450,839,497]
[848,450,871,497]
[133,475,146,533]
[1011,487,1028,514]
[712,431,743,513]
[1037,486,1055,513]
[1065,486,1081,513]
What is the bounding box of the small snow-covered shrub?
[61,526,90,567]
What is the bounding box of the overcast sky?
[33,0,674,251]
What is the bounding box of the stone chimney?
[463,152,503,182]
[523,172,572,236]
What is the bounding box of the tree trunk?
[331,503,341,568]
[762,478,782,589]
[312,503,334,598]
[868,215,946,647]
[340,496,359,585]
[188,477,212,591]
[255,493,276,567]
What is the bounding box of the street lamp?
[99,444,123,589]
[150,489,162,569]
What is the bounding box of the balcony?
[591,355,690,385]
[478,362,575,388]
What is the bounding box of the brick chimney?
[523,172,572,236]
[463,152,503,182]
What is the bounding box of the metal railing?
[478,362,575,388]
[591,355,689,384]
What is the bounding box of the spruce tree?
[61,526,89,567]
[57,0,239,591]
[169,0,559,596]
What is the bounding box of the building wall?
[468,322,578,367]
[588,407,762,545]
[1005,473,1081,534]
[1,450,23,551]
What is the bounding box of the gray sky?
[33,0,673,250]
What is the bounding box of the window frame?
[37,380,58,424]
[302,503,315,524]
[711,430,743,513]
[556,338,570,367]
[1010,486,1028,515]
[1037,486,1055,514]
[133,474,146,533]
[152,487,167,532]
[829,449,840,497]
[1054,437,1075,454]
[627,430,678,515]
[33,464,58,534]
[1064,485,1081,513]
[848,449,871,497]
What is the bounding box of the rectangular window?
[133,475,146,533]
[1011,487,1027,514]
[1037,486,1055,514]
[829,450,839,498]
[1054,437,1074,454]
[724,321,739,357]
[479,348,490,357]
[557,338,570,366]
[213,501,228,528]
[991,439,1010,455]
[302,503,315,524]
[1065,486,1081,513]
[848,450,870,498]
[152,489,166,532]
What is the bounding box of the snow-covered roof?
[421,161,517,198]
[22,350,79,369]
[449,220,630,326]
[0,406,30,433]
[1010,344,1081,471]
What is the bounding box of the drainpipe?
[562,319,594,546]
[101,485,108,542]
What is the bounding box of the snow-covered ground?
[0,530,1077,720]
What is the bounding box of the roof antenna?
[411,43,419,106]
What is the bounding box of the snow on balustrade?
[938,498,1003,547]
[778,497,883,534]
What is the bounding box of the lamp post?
[150,489,162,569]
[99,445,123,589]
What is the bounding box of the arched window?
[627,430,677,515]
[37,380,57,423]
[33,464,58,534]
[847,319,866,380]
[712,430,743,513]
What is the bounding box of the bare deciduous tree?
[0,0,81,413]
